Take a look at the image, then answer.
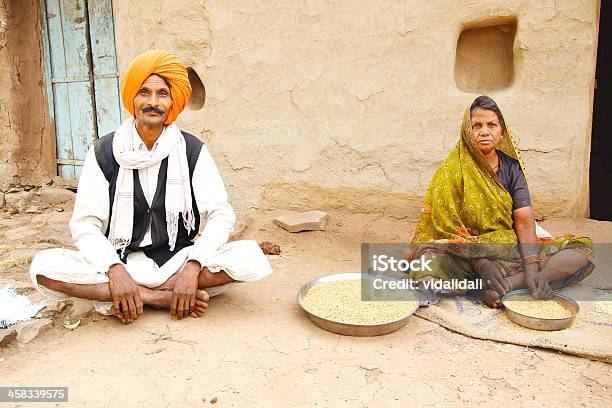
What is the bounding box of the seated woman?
[408,96,594,308]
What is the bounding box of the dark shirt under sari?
[496,150,531,211]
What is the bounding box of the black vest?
[94,131,203,267]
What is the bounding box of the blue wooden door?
[41,0,121,179]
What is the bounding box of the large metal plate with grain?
[297,273,420,337]
[502,289,579,331]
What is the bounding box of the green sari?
[408,107,594,286]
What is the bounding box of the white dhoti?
[29,240,272,315]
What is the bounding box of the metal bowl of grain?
[297,273,420,336]
[501,289,579,331]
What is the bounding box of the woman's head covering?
[411,99,528,245]
[462,97,528,186]
[120,50,192,125]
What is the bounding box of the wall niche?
[187,67,206,110]
[455,19,517,92]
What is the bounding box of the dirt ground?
[1,209,611,407]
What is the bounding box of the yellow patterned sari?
[408,107,594,285]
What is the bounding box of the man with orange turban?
[29,50,272,324]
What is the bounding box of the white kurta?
[30,126,272,314]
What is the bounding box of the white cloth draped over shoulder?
[29,123,272,314]
[110,118,195,254]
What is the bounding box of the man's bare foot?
[190,290,209,318]
[137,287,209,318]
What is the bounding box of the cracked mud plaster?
[261,182,424,221]
[0,0,55,186]
[107,0,598,219]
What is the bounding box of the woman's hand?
[513,206,553,298]
[525,264,553,299]
[475,259,510,296]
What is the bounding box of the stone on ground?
[0,328,17,347]
[14,319,53,345]
[3,191,34,211]
[259,241,281,255]
[273,210,328,233]
[38,186,75,207]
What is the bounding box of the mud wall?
[0,1,18,184]
[0,0,55,187]
[113,0,599,220]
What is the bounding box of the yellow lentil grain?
[504,295,573,319]
[302,280,418,324]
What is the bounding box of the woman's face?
[470,108,503,156]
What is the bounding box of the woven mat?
[414,285,612,363]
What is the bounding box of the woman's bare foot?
[139,287,209,318]
[483,289,502,309]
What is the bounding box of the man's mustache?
[142,106,165,114]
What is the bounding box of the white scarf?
[109,118,195,256]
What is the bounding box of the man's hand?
[525,264,553,299]
[475,259,510,296]
[108,264,143,324]
[170,260,201,320]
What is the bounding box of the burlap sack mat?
[414,285,612,363]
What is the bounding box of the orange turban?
[120,50,192,125]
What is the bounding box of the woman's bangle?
[522,255,541,271]
[523,255,540,264]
